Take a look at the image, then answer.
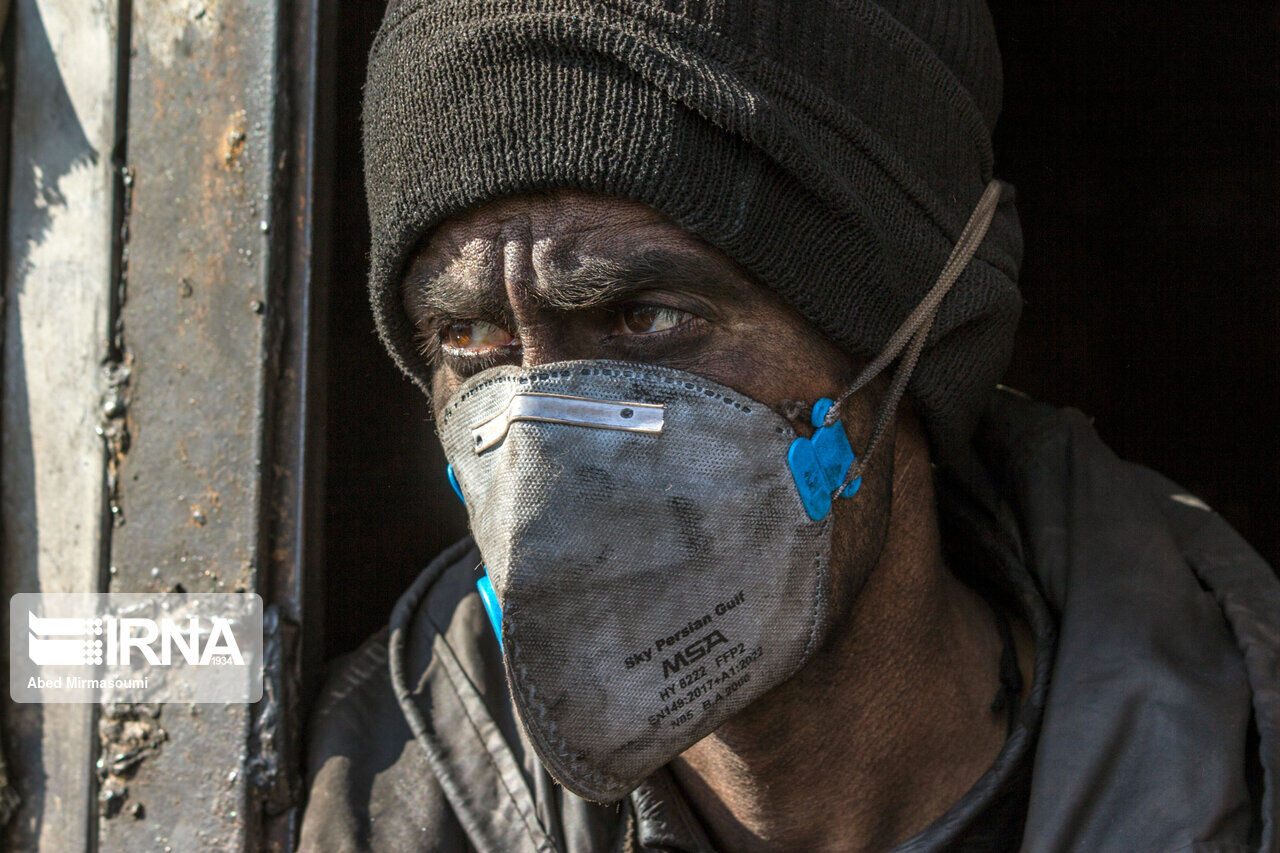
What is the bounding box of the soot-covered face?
[400,188,916,637]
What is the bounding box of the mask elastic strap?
[824,180,1006,497]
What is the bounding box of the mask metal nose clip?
[787,398,860,521]
[470,392,664,453]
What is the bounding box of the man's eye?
[617,305,692,335]
[439,320,515,353]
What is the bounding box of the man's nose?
[500,235,608,367]
[515,312,604,367]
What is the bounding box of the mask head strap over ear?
[818,180,1007,500]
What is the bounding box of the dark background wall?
[991,1,1279,567]
[323,1,1279,660]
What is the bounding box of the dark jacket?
[300,391,1279,851]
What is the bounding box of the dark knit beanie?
[363,0,1023,464]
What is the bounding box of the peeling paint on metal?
[249,606,301,817]
[97,355,133,528]
[97,704,167,820]
[222,109,247,168]
[135,0,221,70]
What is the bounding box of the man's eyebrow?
[405,265,509,323]
[534,249,741,310]
[405,247,743,318]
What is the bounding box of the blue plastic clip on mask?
[446,463,464,504]
[475,571,504,650]
[787,398,861,521]
[447,463,505,647]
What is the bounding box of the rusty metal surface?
[99,0,284,847]
[0,0,329,845]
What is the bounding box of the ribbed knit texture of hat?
[363,0,1023,464]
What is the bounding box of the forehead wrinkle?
[405,195,750,321]
[531,248,744,310]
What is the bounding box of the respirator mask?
[438,182,1003,802]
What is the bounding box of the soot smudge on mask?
[665,495,712,558]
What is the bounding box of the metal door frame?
[0,0,334,847]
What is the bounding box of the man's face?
[401,188,901,620]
